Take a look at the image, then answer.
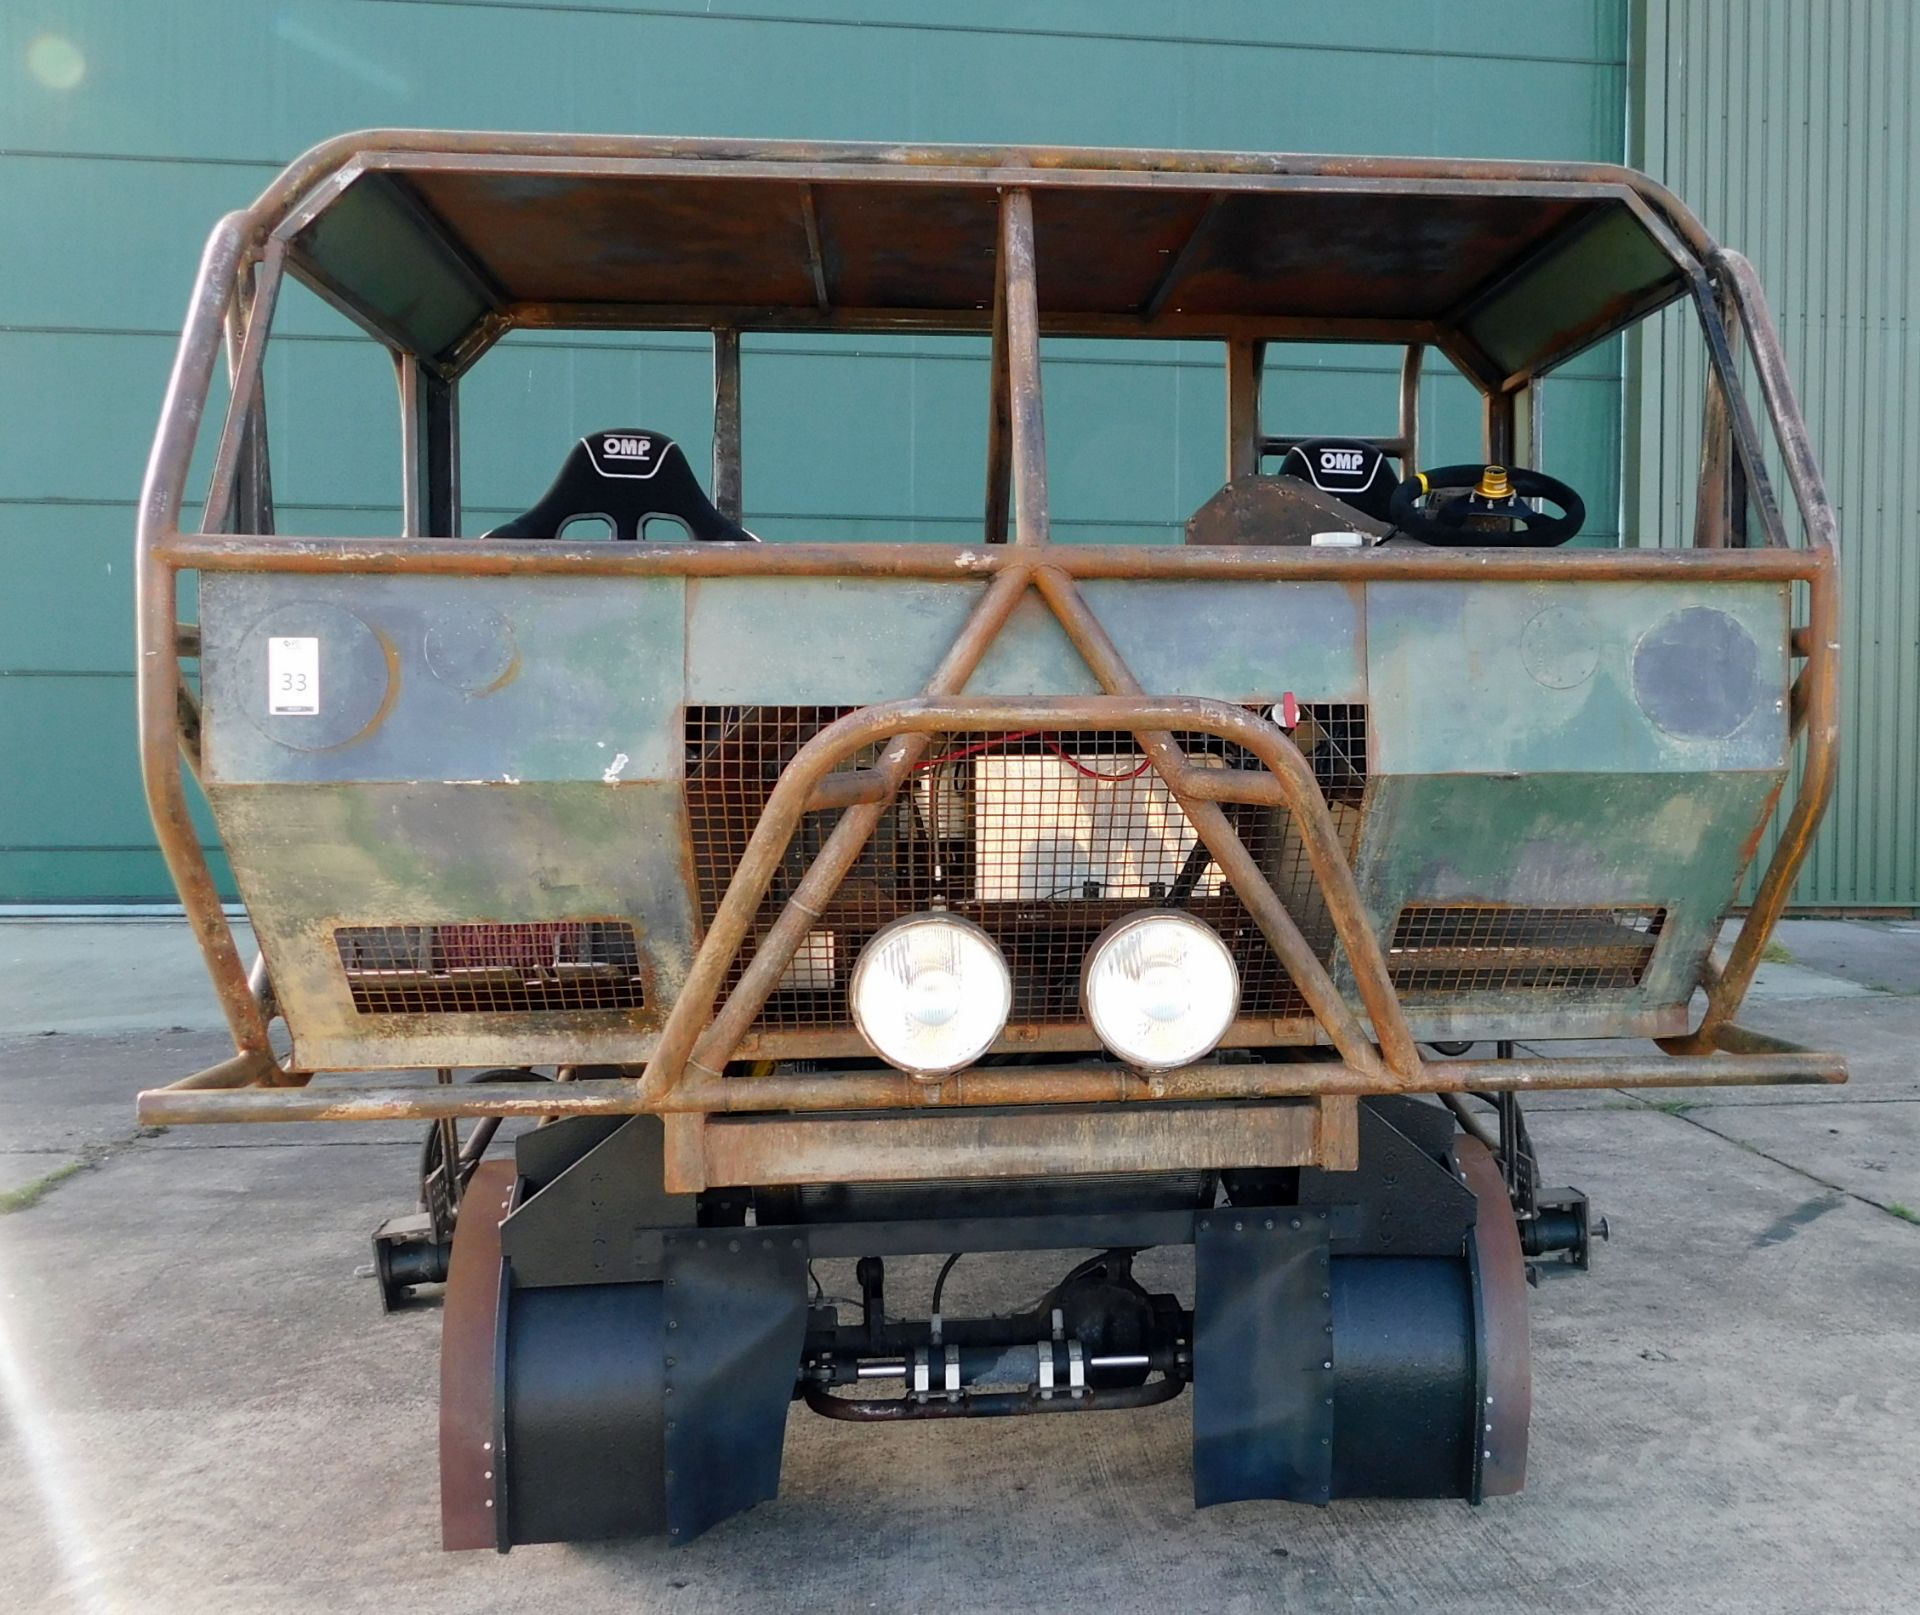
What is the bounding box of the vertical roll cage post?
[1223,339,1425,487]
[135,143,1842,1122]
[1665,243,1842,1053]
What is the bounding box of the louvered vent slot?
[335,922,645,1014]
[1387,904,1666,995]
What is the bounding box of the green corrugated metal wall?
[0,2,1630,902]
[1630,0,1920,908]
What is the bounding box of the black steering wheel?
[1388,464,1585,547]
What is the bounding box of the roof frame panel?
[265,139,1699,385]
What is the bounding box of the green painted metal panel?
[1630,0,1919,907]
[199,573,688,784]
[297,175,492,363]
[191,565,1794,1060]
[213,780,696,1071]
[1347,768,1781,1039]
[1462,205,1681,379]
[1,0,1628,900]
[683,578,1365,705]
[1365,579,1789,776]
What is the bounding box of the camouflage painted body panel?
[1347,770,1782,1042]
[1367,580,1787,775]
[685,578,1365,704]
[208,780,694,1070]
[200,574,686,786]
[197,571,1788,1070]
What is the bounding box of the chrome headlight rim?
[1081,909,1241,1072]
[848,910,1013,1078]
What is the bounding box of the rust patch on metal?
[696,1100,1323,1187]
[315,624,403,754]
[472,642,522,698]
[1185,474,1392,547]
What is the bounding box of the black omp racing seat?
[488,430,756,543]
[1276,437,1399,524]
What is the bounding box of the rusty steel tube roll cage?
[1664,247,1843,1054]
[137,214,283,1083]
[135,142,1845,1123]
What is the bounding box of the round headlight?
[850,913,1012,1077]
[1083,912,1239,1071]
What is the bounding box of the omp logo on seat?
[584,432,669,478]
[1298,440,1381,494]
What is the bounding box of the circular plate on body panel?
[238,602,395,752]
[1631,606,1763,739]
[424,604,519,695]
[1519,604,1600,690]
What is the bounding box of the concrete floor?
[2,918,1917,1614]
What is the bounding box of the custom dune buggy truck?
[136,135,1844,1549]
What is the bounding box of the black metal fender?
[440,1118,810,1549]
[1191,1109,1529,1508]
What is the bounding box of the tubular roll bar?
[135,144,1844,1122]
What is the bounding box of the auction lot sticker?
[268,635,320,715]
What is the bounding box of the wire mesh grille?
[335,922,646,1015]
[683,705,1368,1031]
[1386,904,1666,995]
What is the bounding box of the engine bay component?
[971,749,1217,902]
[1083,911,1241,1069]
[849,912,1013,1075]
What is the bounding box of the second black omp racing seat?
[1275,437,1400,523]
[488,430,756,543]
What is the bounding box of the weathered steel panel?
[1366,579,1789,776]
[685,577,1365,704]
[190,564,1795,1061]
[198,573,687,785]
[1347,768,1782,1035]
[389,165,1663,354]
[210,780,696,1070]
[695,1100,1324,1187]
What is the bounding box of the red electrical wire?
[913,730,1044,769]
[911,730,1153,782]
[1044,740,1154,781]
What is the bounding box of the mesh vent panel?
[1387,904,1665,995]
[684,705,1368,1032]
[335,922,645,1015]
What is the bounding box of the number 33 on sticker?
[268,637,320,715]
